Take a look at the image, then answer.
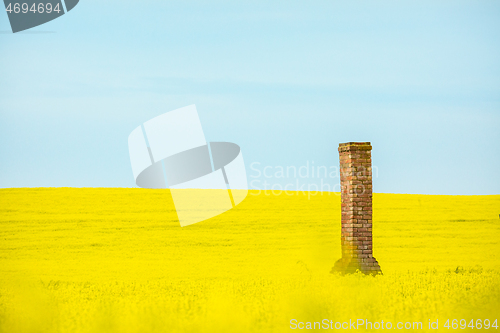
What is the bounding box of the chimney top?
[338,142,372,152]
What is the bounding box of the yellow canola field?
[0,188,499,332]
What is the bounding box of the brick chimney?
[332,142,382,275]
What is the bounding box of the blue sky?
[0,0,499,194]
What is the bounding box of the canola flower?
[0,188,499,332]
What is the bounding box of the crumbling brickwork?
[332,142,382,275]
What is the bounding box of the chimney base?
[331,257,382,275]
